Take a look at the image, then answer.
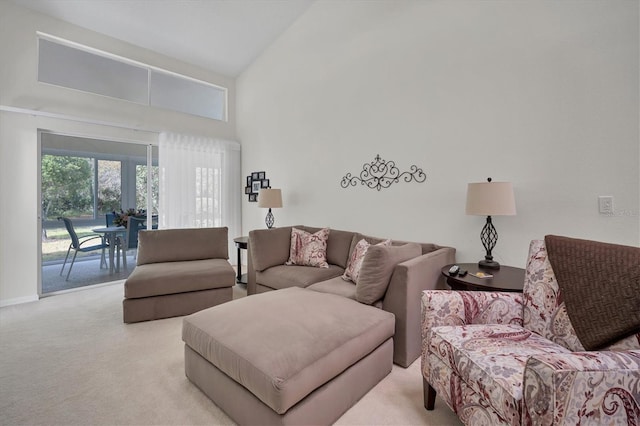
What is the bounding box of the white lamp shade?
[258,188,283,208]
[466,181,516,216]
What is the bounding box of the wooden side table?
[441,263,525,292]
[233,236,248,285]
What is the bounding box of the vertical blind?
[158,132,241,256]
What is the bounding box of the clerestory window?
[37,34,227,121]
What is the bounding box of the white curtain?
[158,132,241,257]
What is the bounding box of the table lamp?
[465,178,516,270]
[258,188,283,229]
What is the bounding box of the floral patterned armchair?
[421,239,640,425]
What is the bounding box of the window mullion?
[93,158,99,220]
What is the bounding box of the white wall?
[0,1,237,305]
[237,0,639,267]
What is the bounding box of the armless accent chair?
[123,227,235,323]
[58,217,110,281]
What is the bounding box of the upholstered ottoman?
[182,287,395,425]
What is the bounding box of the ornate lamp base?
[265,208,275,229]
[478,215,501,270]
[479,258,501,270]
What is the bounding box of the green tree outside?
[97,160,121,214]
[41,155,94,220]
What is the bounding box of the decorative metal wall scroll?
[245,171,270,202]
[340,154,426,191]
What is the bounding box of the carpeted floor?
[0,282,462,426]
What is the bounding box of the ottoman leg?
[424,378,436,410]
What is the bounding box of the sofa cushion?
[342,238,392,283]
[182,287,395,414]
[342,238,391,283]
[286,227,330,268]
[249,227,292,272]
[356,243,422,305]
[348,233,390,256]
[390,239,440,255]
[137,227,228,265]
[257,264,345,290]
[429,324,570,424]
[308,276,357,300]
[351,234,439,256]
[124,258,235,298]
[300,226,355,268]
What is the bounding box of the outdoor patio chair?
[121,216,145,268]
[105,212,116,227]
[58,217,110,281]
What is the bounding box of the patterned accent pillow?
[285,227,330,268]
[342,238,391,283]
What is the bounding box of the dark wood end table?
[442,263,525,292]
[233,236,249,285]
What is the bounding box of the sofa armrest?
[523,350,640,425]
[382,246,455,367]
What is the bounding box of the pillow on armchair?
[285,227,330,268]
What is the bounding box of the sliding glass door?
[40,132,158,295]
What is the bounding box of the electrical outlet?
[598,196,614,215]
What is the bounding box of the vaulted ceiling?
[12,0,315,77]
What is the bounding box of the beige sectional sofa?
[123,227,235,323]
[247,225,456,367]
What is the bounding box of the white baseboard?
[0,295,40,308]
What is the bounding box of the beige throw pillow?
[285,227,330,268]
[342,238,391,283]
[355,243,422,304]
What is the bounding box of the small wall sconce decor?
[245,171,269,202]
[340,154,426,191]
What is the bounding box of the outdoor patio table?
[92,226,126,274]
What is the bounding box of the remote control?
[448,265,460,275]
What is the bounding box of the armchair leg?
[424,378,436,410]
